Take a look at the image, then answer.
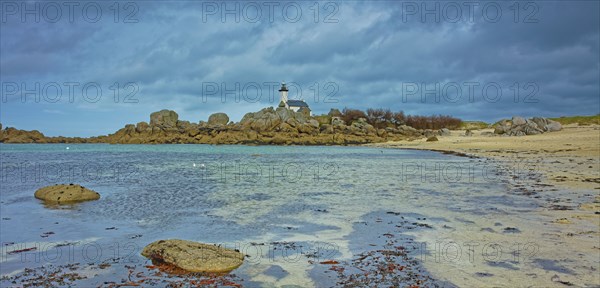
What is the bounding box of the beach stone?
[150,110,178,128]
[530,117,548,130]
[308,119,320,128]
[34,184,100,203]
[426,136,439,142]
[512,116,526,126]
[135,121,150,133]
[523,121,544,135]
[208,113,229,126]
[298,106,311,117]
[397,125,420,136]
[439,128,451,136]
[141,239,244,274]
[320,124,334,134]
[276,107,295,123]
[545,119,562,132]
[331,117,345,126]
[493,120,511,135]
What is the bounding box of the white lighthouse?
[277,81,311,115]
[279,81,288,105]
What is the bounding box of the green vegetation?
[459,121,490,130]
[549,115,600,126]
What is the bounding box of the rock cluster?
[0,107,429,145]
[0,111,569,144]
[34,184,100,204]
[141,239,244,274]
[0,123,46,143]
[494,116,562,136]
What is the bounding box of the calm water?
[1,144,581,287]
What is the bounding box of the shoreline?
[1,136,599,286]
[368,124,600,191]
[369,124,600,286]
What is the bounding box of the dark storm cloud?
[0,1,598,136]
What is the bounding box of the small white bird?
[66,147,70,150]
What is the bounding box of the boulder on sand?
[34,184,100,203]
[494,116,562,136]
[545,119,562,132]
[141,239,244,274]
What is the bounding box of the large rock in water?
[150,110,179,128]
[0,127,47,143]
[141,239,244,274]
[208,112,229,126]
[34,184,100,203]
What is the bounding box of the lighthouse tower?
[279,81,288,108]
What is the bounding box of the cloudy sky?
[1,1,598,136]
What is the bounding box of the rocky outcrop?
[96,107,426,145]
[0,126,47,143]
[208,113,229,126]
[141,239,244,274]
[0,107,435,145]
[150,110,178,128]
[494,116,562,136]
[34,184,100,204]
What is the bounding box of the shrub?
[341,108,367,124]
[340,107,462,130]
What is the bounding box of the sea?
[0,144,596,287]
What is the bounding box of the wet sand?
[369,124,600,287]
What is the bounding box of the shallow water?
[0,144,597,287]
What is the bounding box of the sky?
[1,1,599,137]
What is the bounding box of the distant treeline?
[338,108,462,130]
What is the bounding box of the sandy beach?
[368,124,600,286]
[370,124,600,191]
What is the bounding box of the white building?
[278,82,311,115]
